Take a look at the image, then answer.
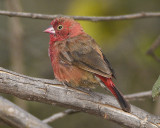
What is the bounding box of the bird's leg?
[75,87,96,97]
[62,82,101,99]
[62,81,92,93]
[62,82,94,96]
[62,81,71,90]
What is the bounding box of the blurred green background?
[0,0,160,128]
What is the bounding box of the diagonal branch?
[0,10,160,21]
[0,67,160,128]
[0,96,51,128]
[43,90,153,124]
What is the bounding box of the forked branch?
[147,35,160,63]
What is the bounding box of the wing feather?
[59,34,114,78]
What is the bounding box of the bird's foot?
[75,87,95,97]
[62,82,71,90]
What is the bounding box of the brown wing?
[59,34,113,78]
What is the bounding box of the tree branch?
[43,90,153,124]
[0,96,51,128]
[0,67,160,128]
[147,35,160,63]
[0,10,160,21]
[125,90,152,101]
[43,109,78,124]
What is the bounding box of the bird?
[44,17,130,112]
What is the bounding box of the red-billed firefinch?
[44,17,130,112]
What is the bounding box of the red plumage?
[44,17,130,112]
[96,75,130,112]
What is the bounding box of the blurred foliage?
[152,76,160,100]
[67,0,132,45]
[0,0,160,128]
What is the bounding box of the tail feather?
[97,75,131,112]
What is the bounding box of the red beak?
[44,26,55,34]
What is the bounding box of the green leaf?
[152,75,160,100]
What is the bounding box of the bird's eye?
[57,25,63,30]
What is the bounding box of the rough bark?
[0,67,160,128]
[0,96,51,128]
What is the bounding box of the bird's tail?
[97,75,131,112]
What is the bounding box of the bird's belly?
[54,63,82,84]
[53,61,99,88]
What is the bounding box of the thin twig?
[0,10,160,21]
[43,109,78,124]
[147,35,160,63]
[124,90,152,101]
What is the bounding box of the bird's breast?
[49,42,100,88]
[49,44,80,84]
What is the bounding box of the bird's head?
[44,17,84,42]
